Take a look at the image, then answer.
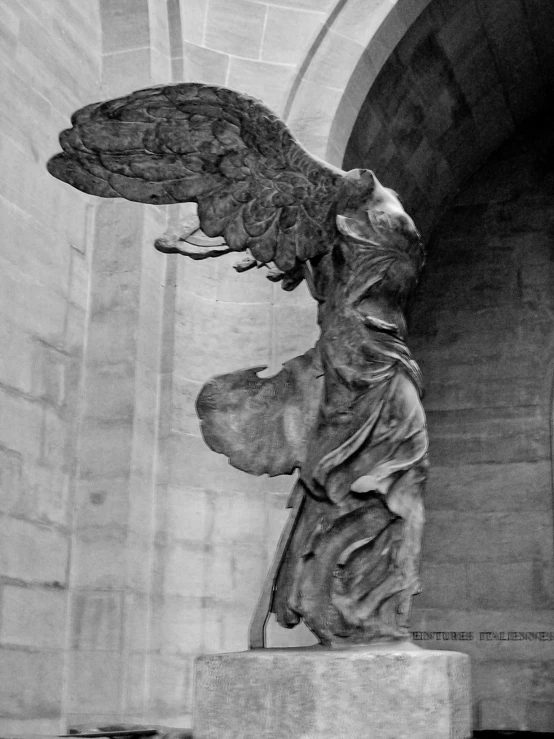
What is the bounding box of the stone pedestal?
[193,643,471,739]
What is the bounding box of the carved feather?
[47,83,351,279]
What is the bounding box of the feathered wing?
[47,83,345,275]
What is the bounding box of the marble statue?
[48,83,428,649]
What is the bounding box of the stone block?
[194,646,471,739]
[527,701,554,733]
[528,660,554,701]
[0,516,68,585]
[0,316,36,395]
[99,0,149,54]
[32,342,66,406]
[422,510,553,564]
[49,5,101,64]
[426,405,549,465]
[477,0,544,126]
[102,48,153,100]
[132,364,159,441]
[149,0,171,58]
[233,542,267,603]
[328,95,365,168]
[123,590,150,653]
[91,268,141,317]
[71,525,145,590]
[83,314,139,370]
[0,717,63,735]
[0,647,64,719]
[0,198,63,295]
[0,0,20,45]
[158,539,206,598]
[148,653,195,719]
[74,475,130,531]
[66,650,122,713]
[172,55,184,81]
[174,291,271,382]
[177,251,219,301]
[167,433,269,495]
[149,46,173,88]
[205,0,266,60]
[210,489,266,546]
[218,541,267,606]
[333,0,396,47]
[227,58,296,116]
[272,277,314,306]
[78,420,133,478]
[202,601,252,654]
[525,0,554,94]
[272,301,319,365]
[425,461,552,513]
[219,606,253,653]
[25,462,70,526]
[181,0,207,44]
[204,544,234,601]
[17,17,84,99]
[70,589,123,651]
[160,486,211,543]
[0,585,66,649]
[467,561,549,610]
[214,252,275,304]
[305,31,365,91]
[422,361,545,411]
[183,42,229,87]
[417,563,469,609]
[64,303,87,355]
[170,375,203,436]
[287,80,343,150]
[127,529,153,592]
[262,6,323,65]
[41,405,67,468]
[478,698,526,731]
[82,364,135,423]
[472,659,535,702]
[151,595,203,655]
[0,254,66,346]
[0,445,23,514]
[396,0,432,27]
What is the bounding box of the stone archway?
[336,0,554,731]
[285,0,433,162]
[409,109,554,734]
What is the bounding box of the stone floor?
[473,733,554,738]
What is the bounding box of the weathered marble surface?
[194,645,471,739]
[47,83,428,648]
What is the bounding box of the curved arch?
[285,0,432,164]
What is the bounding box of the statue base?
[193,643,471,739]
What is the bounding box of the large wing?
[47,83,346,274]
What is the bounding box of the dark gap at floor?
[473,733,554,738]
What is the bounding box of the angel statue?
[48,83,428,649]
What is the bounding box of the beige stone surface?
[194,645,472,739]
[3,0,554,732]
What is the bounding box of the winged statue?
[48,83,428,648]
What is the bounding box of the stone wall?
[409,113,554,732]
[65,0,326,728]
[5,0,554,733]
[0,0,101,733]
[64,0,176,728]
